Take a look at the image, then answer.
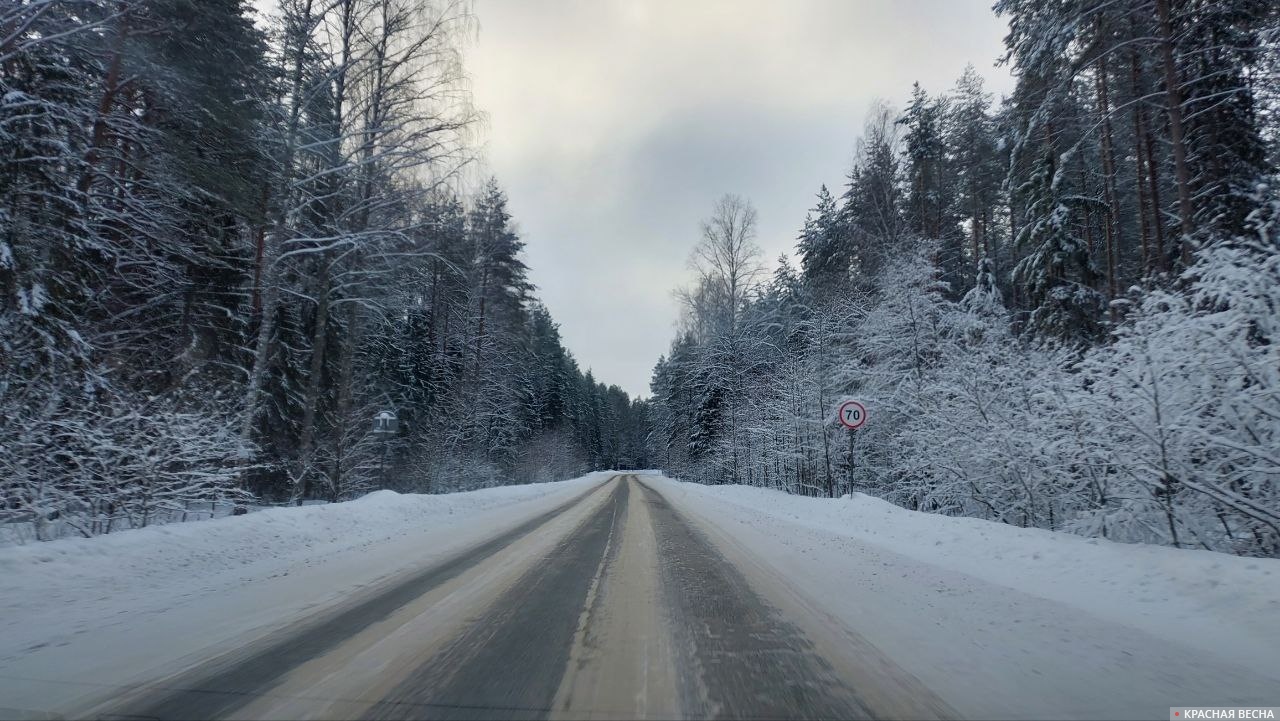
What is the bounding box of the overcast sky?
[467,0,1015,398]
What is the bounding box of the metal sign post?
[373,410,398,491]
[835,399,868,495]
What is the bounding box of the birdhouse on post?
[373,410,398,435]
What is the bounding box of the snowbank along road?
[62,474,950,720]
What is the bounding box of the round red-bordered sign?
[837,399,868,430]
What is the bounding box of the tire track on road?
[637,479,875,720]
[361,479,629,720]
[97,477,616,721]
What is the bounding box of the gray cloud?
[468,0,1014,397]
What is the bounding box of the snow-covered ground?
[652,477,1280,719]
[0,473,609,715]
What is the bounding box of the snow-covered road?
[2,473,1277,719]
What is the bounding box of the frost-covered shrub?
[1072,238,1280,553]
[881,218,1280,555]
[0,377,251,541]
[664,219,1280,555]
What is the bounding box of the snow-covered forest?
[647,1,1280,557]
[3,0,1279,560]
[0,0,649,542]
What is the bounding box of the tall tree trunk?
[982,207,992,258]
[239,237,280,453]
[1143,111,1169,273]
[239,0,314,456]
[295,264,331,504]
[251,186,269,315]
[331,299,361,498]
[1095,46,1121,316]
[1154,0,1195,264]
[816,374,836,497]
[1129,46,1154,275]
[971,197,982,267]
[474,267,488,374]
[1079,164,1098,261]
[293,0,356,503]
[77,12,128,199]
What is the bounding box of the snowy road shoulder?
[651,477,1280,720]
[0,473,609,716]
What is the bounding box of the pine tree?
[946,66,1004,277]
[840,103,904,279]
[1012,150,1107,341]
[796,185,851,301]
[1174,0,1274,241]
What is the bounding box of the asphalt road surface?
[91,475,953,720]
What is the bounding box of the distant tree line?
[0,0,647,541]
[649,0,1280,556]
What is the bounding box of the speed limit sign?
[837,399,868,430]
